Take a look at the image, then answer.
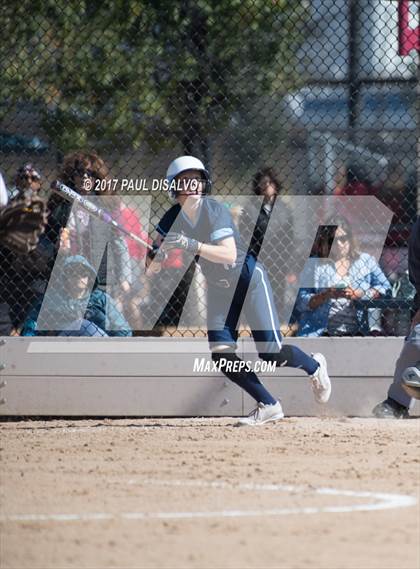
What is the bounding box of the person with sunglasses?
[7,163,42,201]
[146,156,331,426]
[295,217,391,337]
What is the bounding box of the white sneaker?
[310,353,331,404]
[237,401,284,426]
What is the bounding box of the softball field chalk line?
[1,479,416,523]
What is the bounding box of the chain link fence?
[0,0,418,339]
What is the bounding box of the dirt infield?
[1,417,419,569]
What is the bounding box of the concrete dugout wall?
[0,337,419,417]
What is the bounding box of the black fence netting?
[0,0,418,338]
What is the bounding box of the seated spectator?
[21,255,132,337]
[295,218,391,337]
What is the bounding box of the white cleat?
[237,401,284,426]
[310,353,331,404]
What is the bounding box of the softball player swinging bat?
[147,156,332,426]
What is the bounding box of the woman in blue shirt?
[296,219,391,337]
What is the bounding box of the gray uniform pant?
[388,323,420,409]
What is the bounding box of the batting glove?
[163,232,200,255]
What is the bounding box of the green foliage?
[1,0,307,154]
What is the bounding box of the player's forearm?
[198,242,237,265]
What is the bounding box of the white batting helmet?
[166,155,211,197]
